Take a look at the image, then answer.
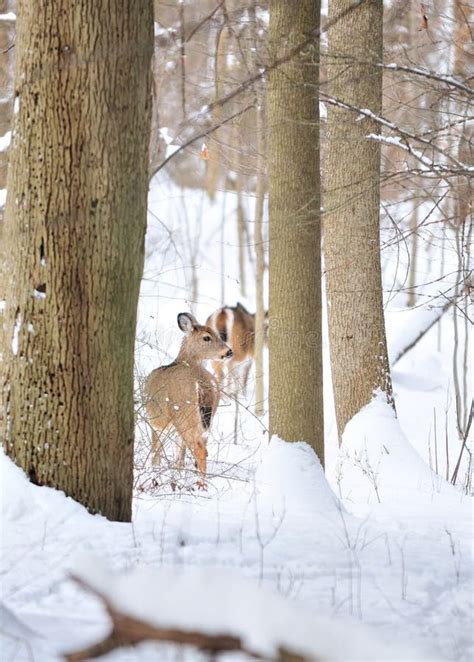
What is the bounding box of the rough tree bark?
[268,0,324,462]
[0,0,153,521]
[324,0,394,441]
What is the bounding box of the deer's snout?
[223,348,233,359]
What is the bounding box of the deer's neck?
[176,345,199,366]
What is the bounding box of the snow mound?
[0,447,91,523]
[71,554,428,661]
[256,436,340,513]
[336,392,454,507]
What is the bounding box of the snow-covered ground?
[1,176,472,661]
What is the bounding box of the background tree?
[268,0,324,462]
[324,0,394,441]
[0,1,14,195]
[0,0,154,521]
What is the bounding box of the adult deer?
[144,313,232,481]
[206,302,261,395]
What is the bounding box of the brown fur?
[144,313,232,478]
[206,303,259,394]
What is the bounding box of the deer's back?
[145,362,218,431]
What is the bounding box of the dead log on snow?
[64,575,313,662]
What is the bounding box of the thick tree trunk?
[0,1,153,521]
[268,0,324,462]
[324,0,394,441]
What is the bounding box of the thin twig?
[149,103,254,181]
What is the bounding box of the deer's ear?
[177,312,197,335]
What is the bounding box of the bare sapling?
[144,313,232,487]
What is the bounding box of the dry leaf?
[417,3,428,31]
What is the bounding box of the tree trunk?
[0,0,153,521]
[236,170,247,299]
[407,200,418,307]
[249,0,266,418]
[254,103,266,417]
[268,0,324,463]
[324,0,394,441]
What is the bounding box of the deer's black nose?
[225,349,233,358]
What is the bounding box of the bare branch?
[321,92,473,175]
[149,103,254,182]
[185,1,225,43]
[392,300,454,365]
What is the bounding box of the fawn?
[144,312,232,481]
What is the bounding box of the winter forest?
[0,1,472,661]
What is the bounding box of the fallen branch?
[392,299,453,365]
[64,575,314,662]
[64,575,264,661]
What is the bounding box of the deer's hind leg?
[176,439,186,469]
[174,415,208,476]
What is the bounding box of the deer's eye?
[203,335,212,342]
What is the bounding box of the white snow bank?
[0,604,52,661]
[256,437,340,513]
[335,392,456,509]
[0,130,11,151]
[71,554,427,661]
[0,447,92,524]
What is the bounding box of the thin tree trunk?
[407,199,418,307]
[0,0,153,521]
[254,103,266,417]
[236,171,247,299]
[324,0,394,441]
[249,0,266,418]
[220,190,226,305]
[207,21,228,200]
[179,0,186,118]
[268,0,324,462]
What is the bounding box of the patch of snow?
[70,555,429,661]
[11,312,21,356]
[0,130,11,151]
